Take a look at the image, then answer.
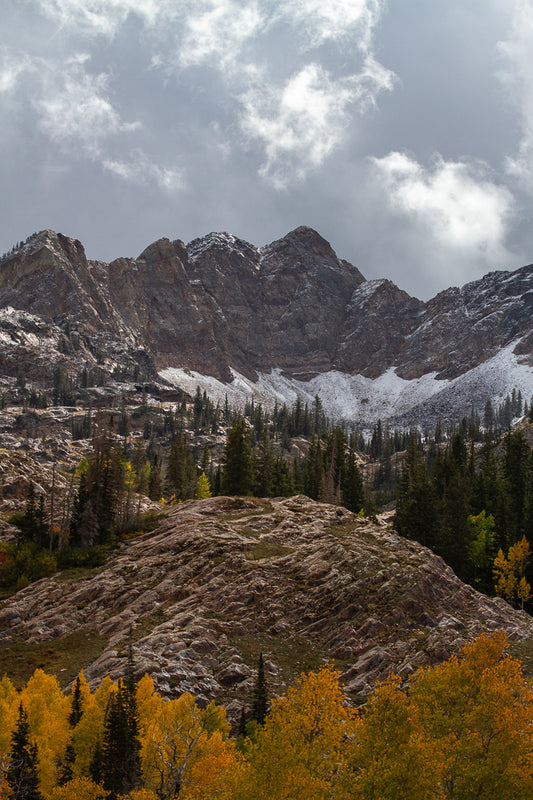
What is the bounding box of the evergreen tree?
[223,419,253,496]
[237,707,247,743]
[395,436,440,550]
[503,430,530,543]
[251,653,269,726]
[342,446,365,513]
[89,737,103,786]
[68,676,83,728]
[434,432,474,581]
[303,436,323,501]
[166,434,195,500]
[254,427,275,497]
[6,704,42,800]
[57,743,75,786]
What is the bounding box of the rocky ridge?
[0,495,531,718]
[1,227,533,426]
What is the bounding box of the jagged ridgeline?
[1,226,533,429]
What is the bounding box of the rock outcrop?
[1,496,531,715]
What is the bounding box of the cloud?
[241,61,393,188]
[0,50,36,94]
[278,0,384,48]
[371,152,515,261]
[103,151,185,190]
[36,0,149,37]
[177,1,265,72]
[31,0,394,188]
[35,56,139,158]
[497,0,533,190]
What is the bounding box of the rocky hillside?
[1,495,531,720]
[1,227,533,427]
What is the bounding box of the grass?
[115,609,169,653]
[229,629,325,690]
[0,628,107,689]
[245,542,294,560]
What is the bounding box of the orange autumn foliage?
[0,632,532,800]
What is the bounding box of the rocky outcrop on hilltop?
[1,496,531,717]
[1,227,533,424]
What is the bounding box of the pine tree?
[57,743,75,786]
[68,676,83,728]
[238,707,247,739]
[251,653,269,726]
[166,434,195,500]
[395,436,440,550]
[89,737,103,785]
[6,704,42,800]
[223,419,253,496]
[342,446,365,513]
[101,682,130,798]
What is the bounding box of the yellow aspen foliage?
[118,790,159,800]
[0,675,18,757]
[44,776,107,799]
[92,674,114,712]
[343,675,435,800]
[71,688,104,778]
[239,664,357,800]
[21,669,70,795]
[140,692,231,799]
[136,674,161,737]
[70,673,113,779]
[68,670,92,714]
[494,536,531,607]
[180,732,242,800]
[409,632,533,799]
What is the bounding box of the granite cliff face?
[1,495,532,716]
[1,227,532,426]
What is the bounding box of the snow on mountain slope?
[160,339,533,429]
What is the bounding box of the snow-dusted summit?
[0,226,532,427]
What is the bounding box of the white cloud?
[27,0,395,189]
[103,151,184,190]
[241,57,394,188]
[36,0,159,37]
[278,0,384,49]
[35,57,139,158]
[177,1,265,72]
[497,1,533,190]
[240,64,351,187]
[0,50,36,94]
[372,152,514,258]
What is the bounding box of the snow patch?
[159,339,533,428]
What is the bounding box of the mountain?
[1,495,532,717]
[1,227,533,427]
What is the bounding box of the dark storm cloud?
[1,0,532,299]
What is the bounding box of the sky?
[2,1,533,300]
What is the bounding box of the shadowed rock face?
[0,496,531,717]
[1,227,533,410]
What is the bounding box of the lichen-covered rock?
[1,495,533,712]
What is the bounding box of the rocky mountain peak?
[259,225,364,283]
[187,232,259,266]
[1,225,533,428]
[137,237,188,264]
